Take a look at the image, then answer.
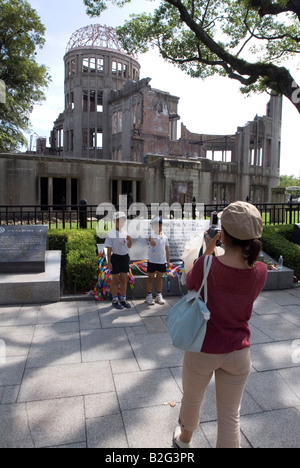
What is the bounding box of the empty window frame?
[82,90,99,112]
[90,129,96,149]
[70,59,76,75]
[65,131,69,152]
[70,130,74,151]
[83,58,89,73]
[90,57,96,73]
[71,92,75,110]
[66,62,70,79]
[97,130,103,149]
[83,90,89,112]
[90,90,96,112]
[56,128,63,149]
[83,57,102,73]
[82,129,88,150]
[97,58,104,73]
[97,91,103,112]
[112,61,117,75]
[118,62,123,77]
[66,92,75,111]
[133,68,139,81]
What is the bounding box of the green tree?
[280,174,300,187]
[83,0,300,113]
[0,0,51,152]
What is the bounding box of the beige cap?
[220,201,263,240]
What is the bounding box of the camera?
[208,212,222,247]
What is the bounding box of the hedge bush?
[48,229,98,293]
[262,225,300,279]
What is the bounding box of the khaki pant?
[179,348,252,448]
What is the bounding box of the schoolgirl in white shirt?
[146,217,171,305]
[105,212,132,310]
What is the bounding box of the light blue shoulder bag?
[166,255,213,353]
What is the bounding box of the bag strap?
[196,255,213,304]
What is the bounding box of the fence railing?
[0,202,300,230]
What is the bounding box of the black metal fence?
[0,202,300,229]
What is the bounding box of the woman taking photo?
[174,201,268,449]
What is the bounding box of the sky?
[27,0,300,177]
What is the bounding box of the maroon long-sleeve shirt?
[186,256,268,354]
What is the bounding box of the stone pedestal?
[0,251,62,305]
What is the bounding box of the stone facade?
[0,26,282,207]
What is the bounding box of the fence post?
[289,202,293,225]
[79,199,88,229]
[192,197,196,220]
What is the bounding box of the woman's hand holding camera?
[204,231,222,256]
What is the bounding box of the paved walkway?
[0,289,299,448]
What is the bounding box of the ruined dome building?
[0,25,282,207]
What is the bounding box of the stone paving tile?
[142,316,169,334]
[122,405,211,449]
[246,370,300,411]
[128,332,184,370]
[240,408,300,448]
[281,305,300,326]
[0,325,34,357]
[26,396,86,448]
[0,306,21,326]
[133,299,170,318]
[15,305,40,326]
[250,314,300,341]
[253,296,285,315]
[251,340,298,371]
[278,367,300,399]
[86,414,128,448]
[99,305,143,329]
[201,420,252,449]
[0,289,299,448]
[0,356,27,387]
[78,302,102,330]
[18,362,114,402]
[38,301,79,324]
[0,403,35,448]
[114,368,182,411]
[26,332,81,368]
[84,392,120,419]
[262,291,300,306]
[80,328,134,362]
[110,358,140,374]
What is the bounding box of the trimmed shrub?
[262,225,300,279]
[48,229,98,293]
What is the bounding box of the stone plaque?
[128,219,206,262]
[167,220,206,260]
[0,225,48,273]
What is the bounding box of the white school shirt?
[105,229,130,256]
[148,232,169,264]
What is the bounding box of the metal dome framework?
[66,24,129,54]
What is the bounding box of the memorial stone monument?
[0,225,62,305]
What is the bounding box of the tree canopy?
[0,0,51,152]
[83,0,300,113]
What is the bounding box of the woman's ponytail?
[242,239,262,268]
[223,228,262,268]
